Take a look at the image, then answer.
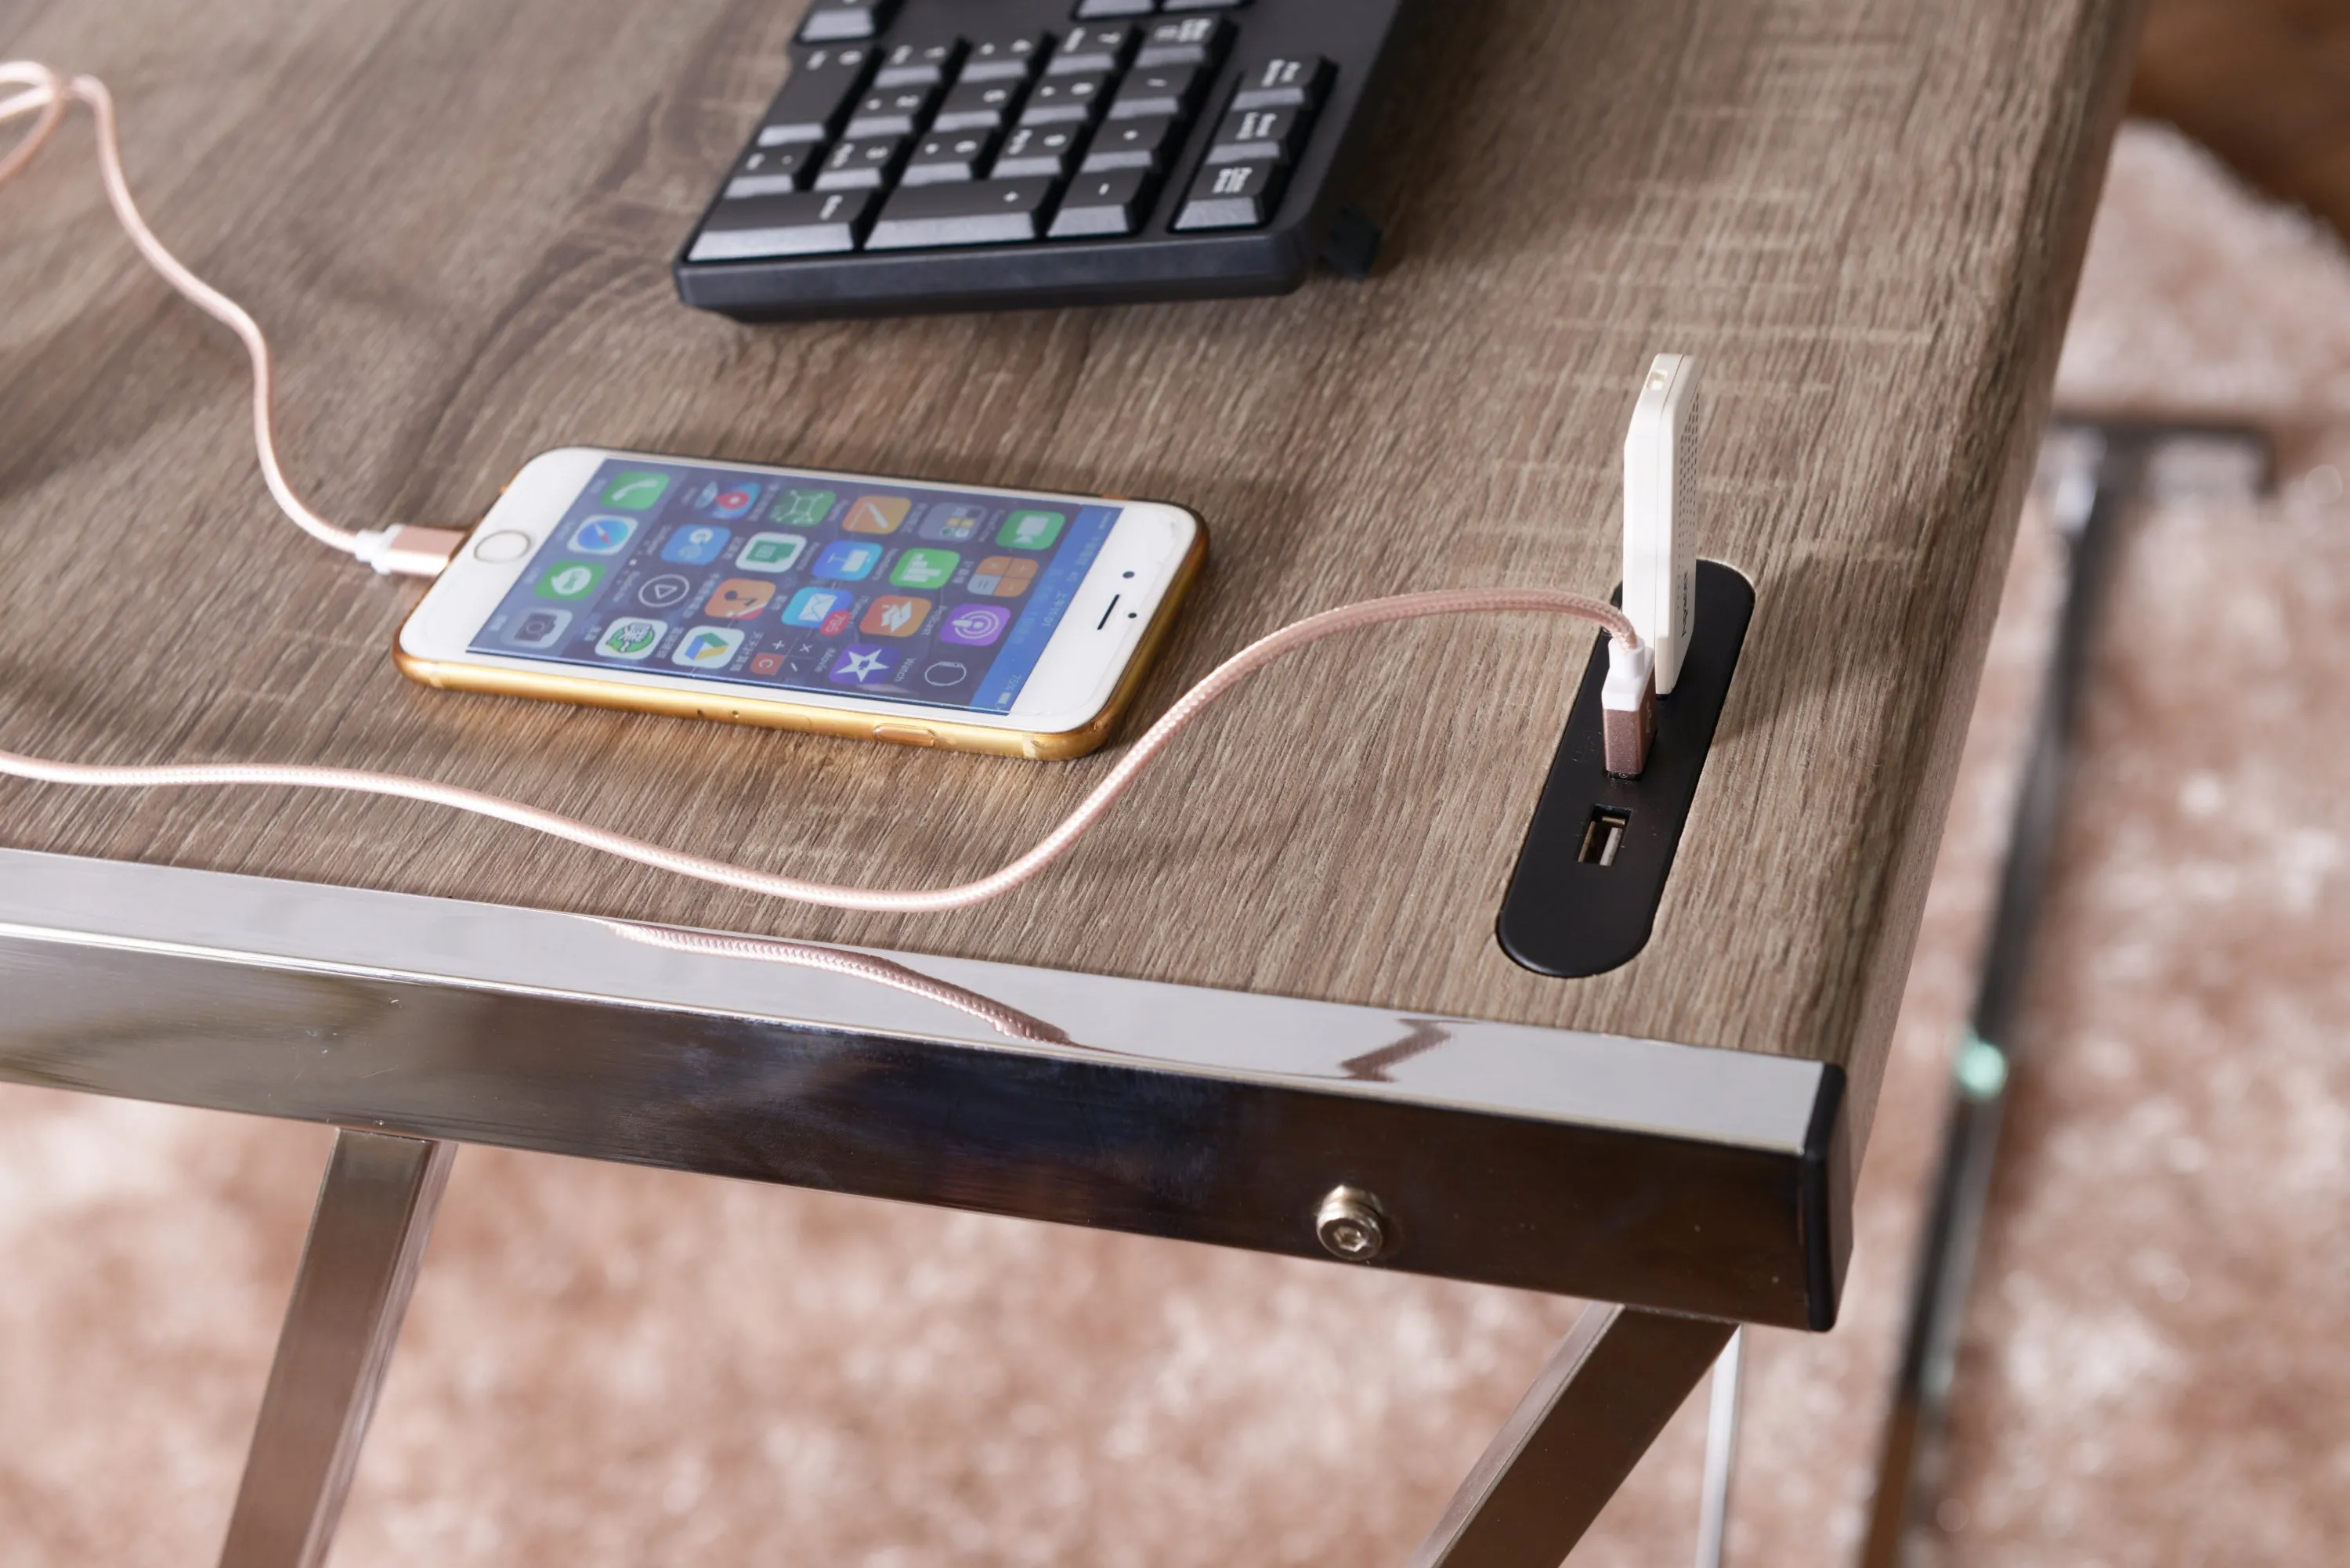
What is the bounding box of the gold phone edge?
[392,515,1208,763]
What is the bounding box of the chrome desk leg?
[218,1129,455,1568]
[1694,1328,1744,1568]
[1410,1302,1737,1568]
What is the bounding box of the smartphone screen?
[467,458,1124,715]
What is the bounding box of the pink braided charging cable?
[0,63,1639,927]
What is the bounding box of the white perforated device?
[1623,352,1702,695]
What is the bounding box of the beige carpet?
[4,121,2348,1566]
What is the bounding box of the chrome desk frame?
[0,847,1850,1566]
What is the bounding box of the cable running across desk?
[0,61,1641,918]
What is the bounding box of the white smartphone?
[396,447,1206,760]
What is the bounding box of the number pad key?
[933,78,1021,132]
[1135,16,1233,69]
[1231,56,1334,112]
[961,34,1049,82]
[1174,157,1282,230]
[1072,0,1153,17]
[1018,72,1111,126]
[815,135,909,191]
[1081,115,1180,175]
[1048,168,1154,238]
[868,178,1058,250]
[755,45,875,146]
[992,123,1082,179]
[724,143,815,198]
[1206,106,1307,165]
[1050,25,1135,76]
[797,0,898,45]
[844,84,937,138]
[1106,65,1200,121]
[873,38,964,89]
[689,188,876,260]
[902,129,998,186]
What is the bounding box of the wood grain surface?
[0,0,2138,1151]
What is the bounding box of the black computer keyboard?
[674,0,1412,320]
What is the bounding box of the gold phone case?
[394,524,1205,761]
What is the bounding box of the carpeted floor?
[3,121,2347,1566]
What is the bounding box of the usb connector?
[1601,637,1655,775]
[352,525,468,577]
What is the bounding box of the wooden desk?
[0,0,2140,1561]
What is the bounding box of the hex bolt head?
[1314,1186,1390,1263]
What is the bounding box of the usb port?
[1578,807,1630,867]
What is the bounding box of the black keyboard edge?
[677,227,1319,321]
[674,0,1412,322]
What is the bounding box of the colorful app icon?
[661,524,732,565]
[783,586,852,627]
[749,651,786,677]
[773,488,837,528]
[860,595,932,638]
[997,509,1066,550]
[830,645,897,685]
[637,573,693,609]
[890,548,959,590]
[602,471,671,511]
[671,626,745,669]
[917,504,986,543]
[737,532,808,573]
[967,556,1037,598]
[820,609,853,636]
[536,561,606,600]
[506,609,573,650]
[920,659,971,688]
[596,617,666,660]
[704,578,776,620]
[842,494,913,535]
[938,603,1012,647]
[691,479,763,520]
[568,514,638,555]
[812,540,883,581]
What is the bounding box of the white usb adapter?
[1622,352,1701,695]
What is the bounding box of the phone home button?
[473,529,533,562]
[871,724,938,747]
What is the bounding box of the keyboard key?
[1072,0,1154,17]
[867,178,1059,249]
[1106,65,1200,121]
[1081,114,1180,173]
[1174,157,1282,229]
[1018,72,1110,126]
[902,129,998,186]
[1047,168,1155,238]
[1050,24,1136,75]
[1231,55,1333,112]
[992,123,1082,179]
[754,46,875,145]
[723,143,815,198]
[1135,16,1232,69]
[873,38,964,89]
[798,0,898,45]
[933,78,1021,131]
[814,135,908,190]
[1206,106,1307,164]
[1162,0,1248,9]
[962,34,1049,82]
[690,188,876,260]
[845,84,938,139]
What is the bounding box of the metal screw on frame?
[1315,1186,1389,1262]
